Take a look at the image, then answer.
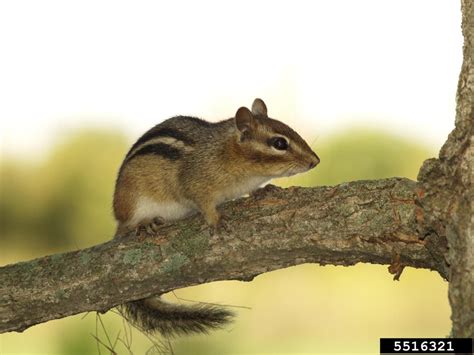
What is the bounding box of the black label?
[380,338,472,354]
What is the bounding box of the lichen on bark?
[0,0,473,340]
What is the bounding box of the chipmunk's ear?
[235,106,256,133]
[251,98,267,116]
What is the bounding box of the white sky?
[0,1,463,159]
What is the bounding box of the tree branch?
[0,178,441,334]
[416,0,474,337]
[2,1,472,339]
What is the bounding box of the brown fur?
[113,99,319,336]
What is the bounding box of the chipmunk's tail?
[120,296,234,337]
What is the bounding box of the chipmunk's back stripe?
[126,127,194,159]
[127,143,181,161]
[178,116,214,128]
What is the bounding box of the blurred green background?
[0,127,450,355]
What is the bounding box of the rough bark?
[417,0,473,338]
[1,0,472,340]
[1,178,439,334]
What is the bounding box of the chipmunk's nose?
[308,152,320,169]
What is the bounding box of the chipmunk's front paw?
[211,215,232,235]
[251,184,281,199]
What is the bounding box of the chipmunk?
[113,98,320,336]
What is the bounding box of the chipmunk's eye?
[269,137,288,150]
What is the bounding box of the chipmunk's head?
[233,98,320,177]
